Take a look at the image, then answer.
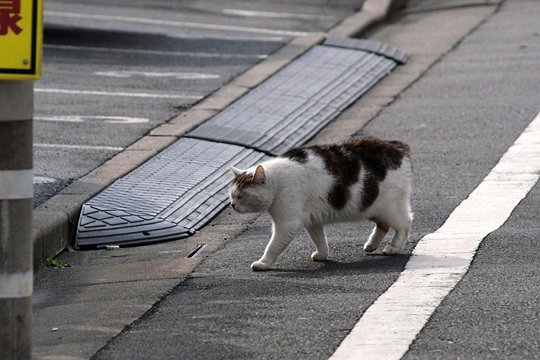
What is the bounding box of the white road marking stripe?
[221,9,330,20]
[0,270,33,298]
[35,115,149,124]
[330,111,540,360]
[180,34,284,42]
[44,44,268,59]
[35,88,203,100]
[94,71,221,80]
[33,176,58,184]
[35,143,124,152]
[0,169,33,199]
[45,11,313,37]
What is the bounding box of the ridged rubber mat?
[75,37,407,248]
[188,40,401,155]
[323,36,409,64]
[75,138,267,249]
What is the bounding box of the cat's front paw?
[311,251,328,262]
[363,242,378,253]
[251,260,272,271]
[382,244,402,255]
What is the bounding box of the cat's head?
[229,165,273,213]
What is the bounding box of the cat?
[229,136,413,271]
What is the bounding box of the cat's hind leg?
[364,218,389,253]
[382,211,412,255]
[306,224,328,261]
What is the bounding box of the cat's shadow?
[269,254,409,279]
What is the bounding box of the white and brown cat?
[229,136,413,271]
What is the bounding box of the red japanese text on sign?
[0,0,22,35]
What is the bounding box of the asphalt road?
[34,0,363,207]
[90,0,540,359]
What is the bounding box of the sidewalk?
[31,0,522,359]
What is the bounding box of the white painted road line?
[33,176,58,184]
[221,9,330,20]
[45,11,314,37]
[44,44,269,60]
[93,71,221,80]
[35,115,149,124]
[330,111,540,360]
[35,143,124,152]
[35,88,203,100]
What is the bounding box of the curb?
[33,0,407,271]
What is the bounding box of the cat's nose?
[231,203,236,209]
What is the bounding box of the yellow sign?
[0,0,42,80]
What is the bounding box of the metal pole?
[0,80,34,359]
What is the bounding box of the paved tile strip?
[324,36,409,64]
[189,40,401,155]
[75,138,267,249]
[329,112,540,360]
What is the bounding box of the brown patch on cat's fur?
[283,137,410,211]
[349,137,410,210]
[311,144,360,210]
[349,137,410,174]
[233,173,255,189]
[233,166,265,189]
[283,148,308,163]
[371,217,390,232]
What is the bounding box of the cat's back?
[279,137,411,219]
[281,136,411,176]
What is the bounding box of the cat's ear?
[253,165,266,184]
[230,166,245,178]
